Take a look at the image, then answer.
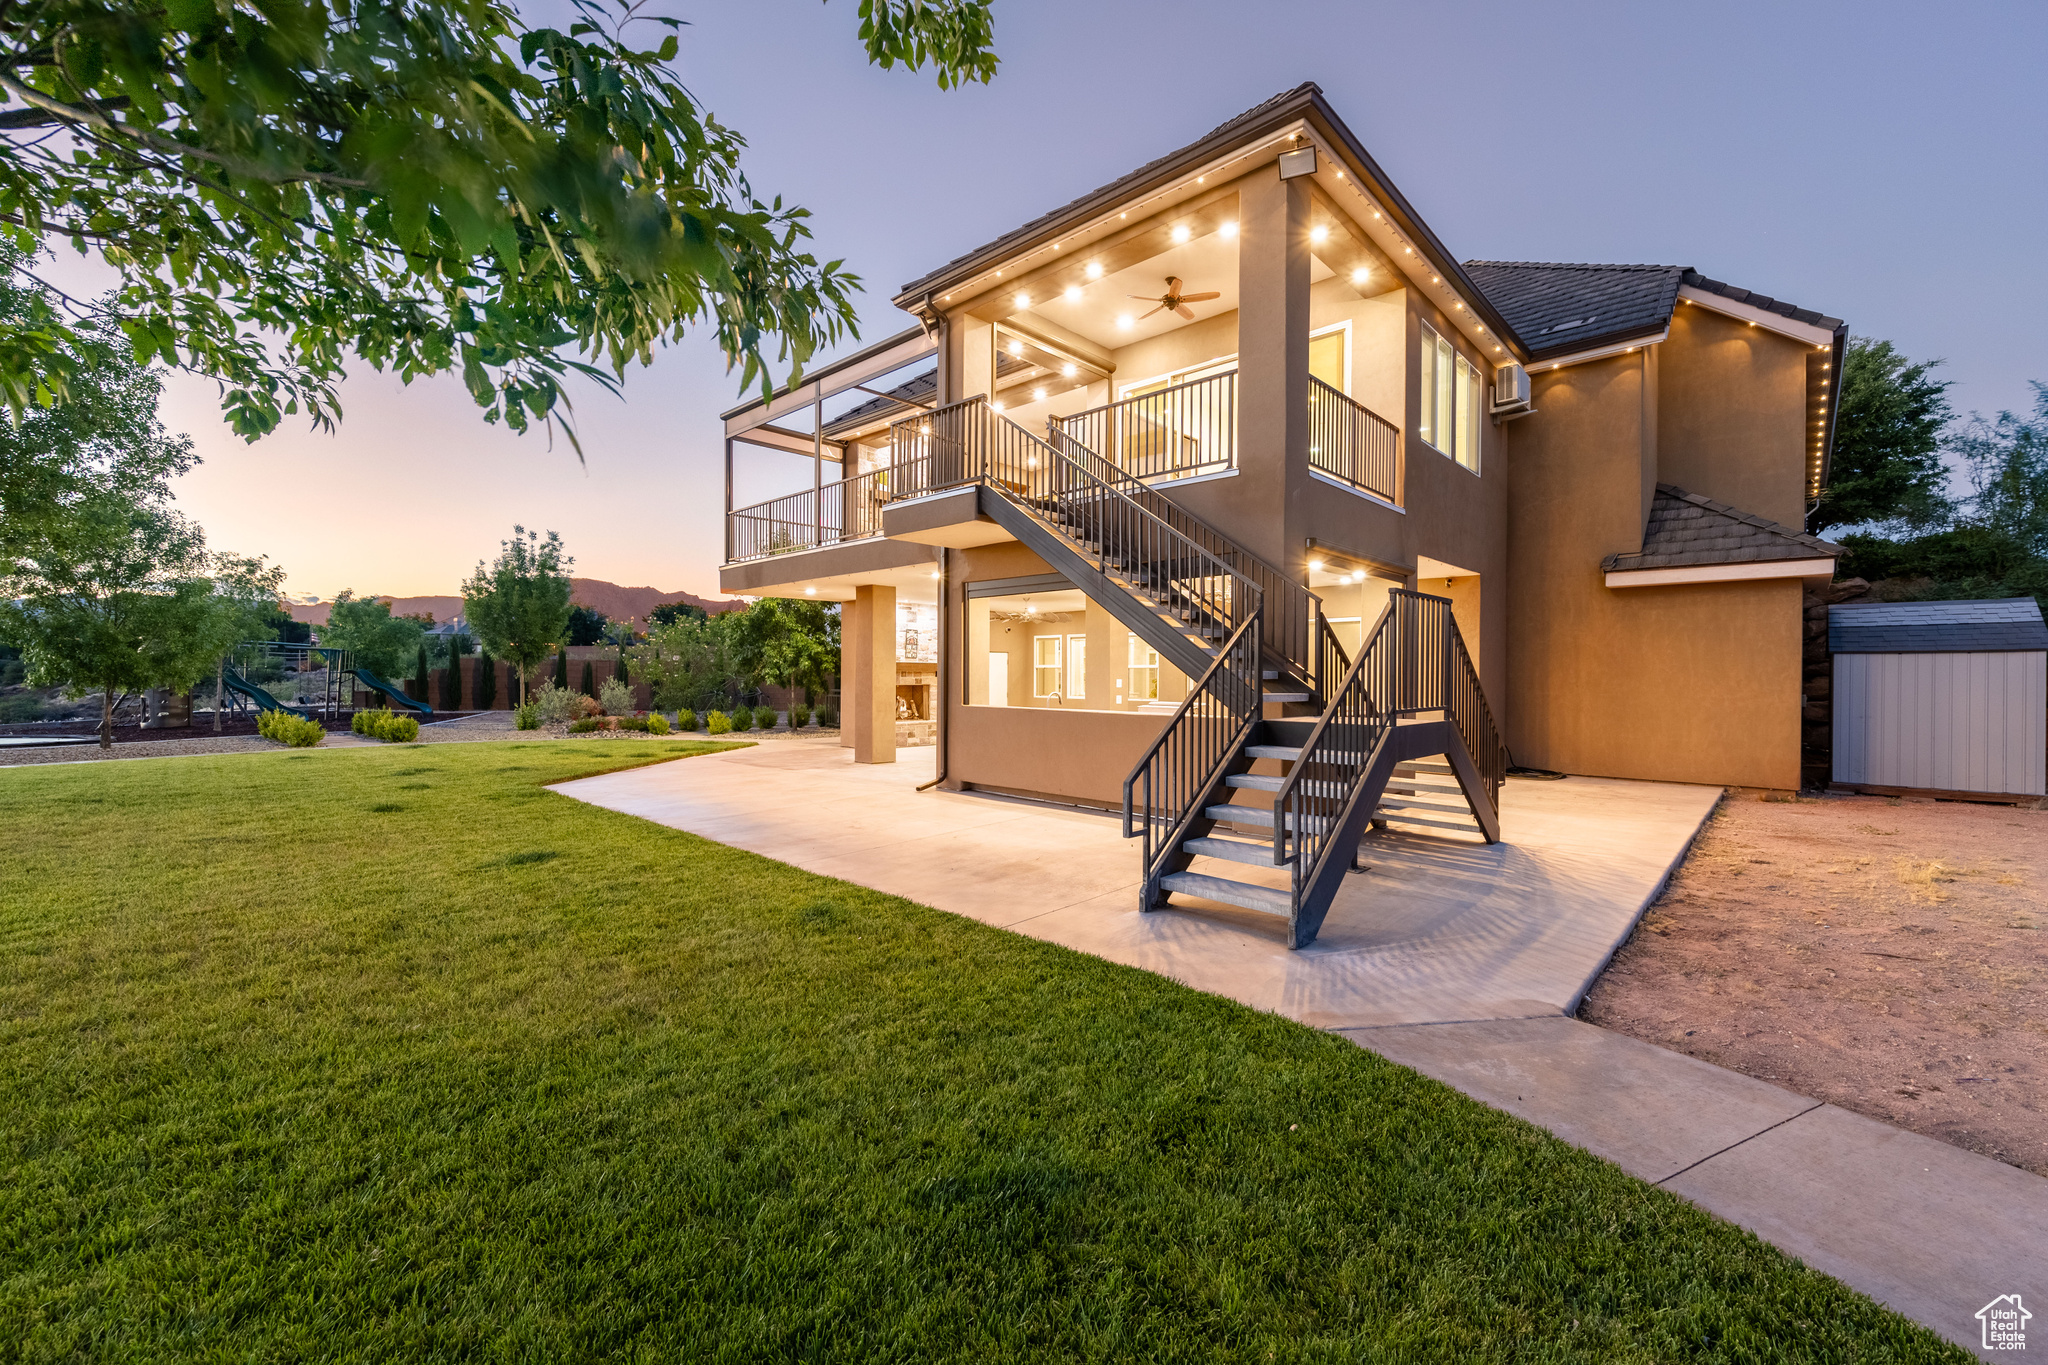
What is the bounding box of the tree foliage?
[1810,337,1954,535]
[321,590,423,677]
[725,598,839,698]
[564,603,608,646]
[462,525,571,703]
[0,0,999,445]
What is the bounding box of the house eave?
[1604,558,1837,588]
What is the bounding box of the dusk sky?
[135,0,2047,600]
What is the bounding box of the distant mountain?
[286,579,743,627]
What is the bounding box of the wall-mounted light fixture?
[1277,146,1317,180]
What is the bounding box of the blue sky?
[152,0,2047,598]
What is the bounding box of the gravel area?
[1582,788,2048,1174]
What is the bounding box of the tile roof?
[1829,598,2048,654]
[1600,484,1841,573]
[1463,264,1845,361]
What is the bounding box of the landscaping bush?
[529,683,582,727]
[0,694,46,723]
[514,703,539,730]
[705,709,731,735]
[754,705,778,730]
[579,661,596,697]
[352,709,420,743]
[567,716,604,734]
[646,712,670,735]
[789,703,811,728]
[597,676,634,717]
[256,709,324,747]
[818,704,839,728]
[726,706,750,732]
[677,709,698,732]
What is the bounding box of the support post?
[723,437,734,563]
[814,394,824,545]
[850,583,897,764]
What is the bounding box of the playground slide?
[221,671,315,719]
[351,668,433,716]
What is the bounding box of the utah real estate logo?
[1978,1294,2030,1353]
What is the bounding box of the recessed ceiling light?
[1197,175,1205,184]
[1014,293,1030,309]
[1032,387,1046,401]
[1310,225,1328,244]
[1085,261,1103,279]
[1309,558,1325,572]
[1064,286,1081,303]
[1061,363,1077,378]
[804,586,816,595]
[1350,267,1369,285]
[1007,340,1023,356]
[991,400,1005,412]
[1171,224,1190,243]
[1220,221,1238,239]
[1116,314,1133,329]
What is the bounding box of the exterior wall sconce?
[1278,146,1317,180]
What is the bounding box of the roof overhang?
[891,84,1528,367]
[721,325,936,439]
[1677,286,1837,348]
[1605,557,1836,588]
[1526,329,1668,373]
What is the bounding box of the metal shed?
[1830,598,2048,800]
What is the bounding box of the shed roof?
[1600,485,1839,573]
[1829,598,2048,654]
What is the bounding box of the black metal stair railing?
[1445,608,1505,806]
[1121,610,1264,905]
[1045,417,1325,698]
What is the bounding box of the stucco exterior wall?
[1506,348,1803,789]
[1657,304,1810,527]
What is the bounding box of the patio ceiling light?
[992,400,1005,412]
[1310,225,1328,244]
[1309,558,1325,572]
[1085,261,1103,279]
[1171,224,1190,243]
[1014,292,1030,309]
[1116,314,1133,329]
[1033,387,1047,401]
[1007,340,1024,356]
[1220,220,1238,239]
[1350,267,1369,285]
[1061,363,1077,378]
[1064,286,1082,303]
[805,586,816,595]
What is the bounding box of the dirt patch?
[1581,789,2048,1175]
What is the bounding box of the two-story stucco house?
[716,83,1845,948]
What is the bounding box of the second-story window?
[1418,322,1482,474]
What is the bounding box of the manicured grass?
[0,742,1960,1362]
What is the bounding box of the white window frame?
[1418,320,1482,475]
[1065,634,1087,700]
[1033,635,1062,698]
[1127,636,1159,701]
[1118,352,1239,400]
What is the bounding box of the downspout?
[917,544,949,792]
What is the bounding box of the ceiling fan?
[1129,276,1220,322]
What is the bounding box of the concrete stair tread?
[1158,870,1291,918]
[1245,744,1302,761]
[1181,834,1276,866]
[1205,803,1328,833]
[1376,795,1472,814]
[1262,691,1312,704]
[1374,809,1481,833]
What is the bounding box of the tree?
[1809,338,1955,535]
[649,600,707,627]
[462,525,572,705]
[411,643,431,700]
[322,591,424,677]
[565,604,609,646]
[0,2,998,445]
[632,610,743,712]
[580,660,596,697]
[262,604,313,645]
[0,497,283,746]
[475,644,497,709]
[726,598,840,702]
[554,645,570,690]
[441,634,465,710]
[1951,382,2048,559]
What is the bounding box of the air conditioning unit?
[1490,362,1533,420]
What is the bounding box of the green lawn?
[0,741,1959,1362]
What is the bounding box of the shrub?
[514,703,539,730]
[677,709,697,731]
[597,675,633,717]
[257,709,324,747]
[0,694,46,723]
[818,704,839,728]
[567,716,604,733]
[754,705,778,730]
[579,660,596,697]
[353,709,420,742]
[646,712,670,735]
[529,683,582,727]
[789,703,811,728]
[706,709,731,735]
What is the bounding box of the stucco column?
[1236,165,1312,572]
[850,584,897,763]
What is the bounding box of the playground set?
[216,640,434,723]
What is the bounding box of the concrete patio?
[557,737,2045,1357]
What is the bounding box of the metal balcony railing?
[1307,376,1401,505]
[725,467,891,563]
[1055,371,1236,484]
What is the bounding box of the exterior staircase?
[886,396,1505,951]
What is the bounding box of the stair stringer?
[1290,719,1462,949]
[1439,735,1502,844]
[974,484,1218,683]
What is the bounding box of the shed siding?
[1833,651,2047,795]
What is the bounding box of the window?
[1033,636,1062,698]
[1065,635,1087,699]
[1418,321,1482,473]
[1128,637,1159,700]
